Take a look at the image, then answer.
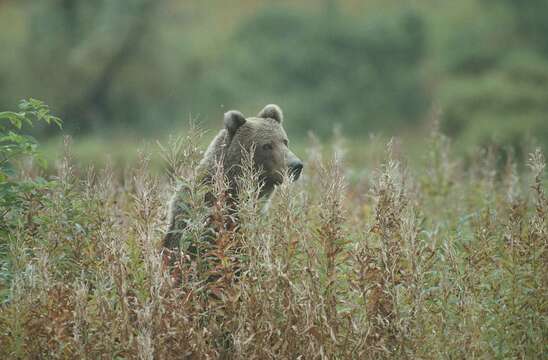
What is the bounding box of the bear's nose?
[289,160,303,181]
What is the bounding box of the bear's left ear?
[258,104,283,123]
[224,110,246,136]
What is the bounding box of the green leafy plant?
[0,98,61,210]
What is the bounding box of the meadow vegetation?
[0,104,545,358]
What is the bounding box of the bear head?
[222,104,303,196]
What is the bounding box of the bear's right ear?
[224,110,246,136]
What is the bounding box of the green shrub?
[0,99,61,217]
[0,99,61,301]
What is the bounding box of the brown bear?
[164,104,303,253]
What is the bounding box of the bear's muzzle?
[288,159,303,181]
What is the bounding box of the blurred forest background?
[0,0,547,164]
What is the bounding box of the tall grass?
[0,126,546,358]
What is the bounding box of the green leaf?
[0,111,24,129]
[0,162,16,178]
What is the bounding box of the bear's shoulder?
[198,128,229,173]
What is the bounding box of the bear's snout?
[288,160,303,181]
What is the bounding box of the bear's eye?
[263,143,273,151]
[282,139,289,146]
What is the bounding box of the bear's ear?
[224,110,246,136]
[257,104,283,123]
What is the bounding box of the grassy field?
[0,123,546,358]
